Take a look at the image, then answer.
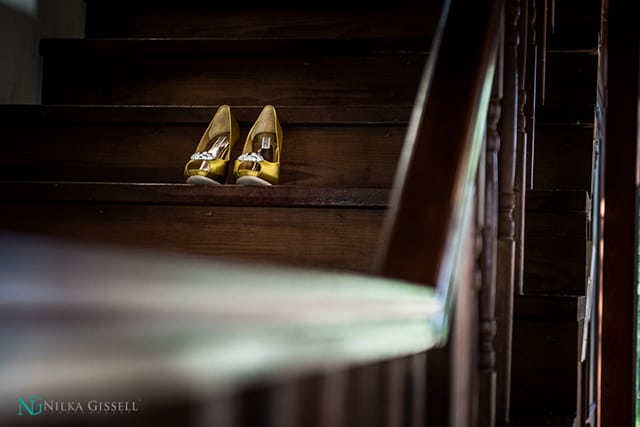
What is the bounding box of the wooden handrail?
[0,232,442,417]
[376,0,503,334]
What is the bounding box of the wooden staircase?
[0,1,443,273]
[509,0,600,425]
[0,0,606,426]
[1,1,468,426]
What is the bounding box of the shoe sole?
[186,175,223,185]
[236,176,273,186]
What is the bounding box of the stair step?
[523,190,589,296]
[0,182,389,207]
[525,190,590,214]
[543,50,598,107]
[535,105,595,126]
[511,295,585,418]
[507,416,576,427]
[545,0,601,50]
[40,38,428,106]
[0,105,408,187]
[84,0,443,40]
[533,119,594,191]
[0,183,389,272]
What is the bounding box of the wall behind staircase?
[0,0,84,103]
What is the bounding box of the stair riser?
[523,212,588,295]
[533,125,594,191]
[511,318,581,416]
[0,204,384,272]
[544,53,598,106]
[42,55,425,106]
[546,0,601,50]
[85,2,440,40]
[1,122,404,187]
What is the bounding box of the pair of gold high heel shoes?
[184,105,283,186]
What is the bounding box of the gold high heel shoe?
[234,105,283,186]
[184,105,239,185]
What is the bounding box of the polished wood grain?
[0,109,405,187]
[0,202,385,273]
[41,39,426,106]
[84,0,443,41]
[0,105,412,125]
[0,182,390,208]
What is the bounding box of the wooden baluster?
[347,363,382,427]
[525,0,538,190]
[320,371,346,427]
[451,194,480,427]
[382,357,408,427]
[478,76,501,427]
[409,352,427,427]
[496,0,520,423]
[514,0,528,296]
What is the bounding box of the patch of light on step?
[0,0,36,16]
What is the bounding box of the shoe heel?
[184,105,239,185]
[234,105,283,186]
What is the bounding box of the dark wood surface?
[544,0,601,50]
[532,124,594,190]
[525,190,590,213]
[0,202,385,272]
[598,1,639,426]
[41,39,427,106]
[0,182,389,208]
[0,1,503,426]
[523,190,589,296]
[0,104,412,125]
[40,38,431,57]
[514,295,586,321]
[84,0,443,40]
[0,107,406,187]
[511,295,585,418]
[543,51,598,107]
[523,211,588,295]
[535,105,595,126]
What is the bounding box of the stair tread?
[0,104,411,125]
[0,182,390,208]
[40,37,431,57]
[0,105,406,187]
[507,415,576,427]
